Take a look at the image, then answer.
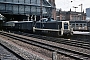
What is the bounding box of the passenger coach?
[70,20,90,31]
[15,21,33,32]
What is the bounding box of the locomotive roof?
[38,18,56,22]
[38,18,69,23]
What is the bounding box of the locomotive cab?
[62,21,73,35]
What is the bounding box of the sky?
[55,0,90,12]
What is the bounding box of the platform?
[73,31,90,35]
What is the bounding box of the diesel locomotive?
[33,18,73,36]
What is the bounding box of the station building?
[56,9,86,21]
[0,0,56,21]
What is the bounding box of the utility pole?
[40,0,43,20]
[79,4,83,13]
[79,4,83,20]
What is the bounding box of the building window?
[62,16,65,20]
[83,24,86,26]
[72,24,75,27]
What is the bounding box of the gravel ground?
[0,35,51,60]
[0,45,20,60]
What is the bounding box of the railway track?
[11,31,90,50]
[0,32,48,60]
[0,41,25,60]
[71,34,90,42]
[0,31,90,60]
